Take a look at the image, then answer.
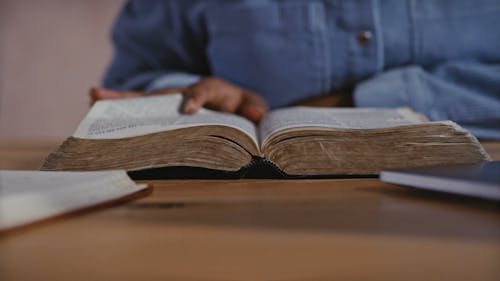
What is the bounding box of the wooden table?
[1,140,499,281]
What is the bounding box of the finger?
[240,106,267,123]
[182,82,241,114]
[182,87,208,114]
[207,93,242,113]
[183,87,242,114]
[148,87,186,96]
[293,94,349,107]
[238,92,269,123]
[89,87,143,103]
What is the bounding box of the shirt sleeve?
[353,61,500,139]
[102,1,206,91]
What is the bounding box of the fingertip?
[182,89,207,114]
[89,87,98,100]
[90,87,118,100]
[240,91,268,122]
[183,99,199,114]
[89,87,105,105]
[241,106,266,124]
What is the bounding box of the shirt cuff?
[145,72,201,92]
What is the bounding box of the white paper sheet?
[260,107,423,144]
[74,94,257,142]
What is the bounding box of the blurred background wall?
[0,0,124,139]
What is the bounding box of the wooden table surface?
[1,140,499,281]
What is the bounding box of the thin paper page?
[260,107,424,144]
[0,170,146,231]
[74,94,257,141]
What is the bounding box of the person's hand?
[293,90,353,107]
[90,77,268,123]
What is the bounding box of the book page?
[260,107,424,144]
[0,170,147,231]
[74,94,257,142]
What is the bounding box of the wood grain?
[1,140,499,281]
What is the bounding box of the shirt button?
[357,30,373,45]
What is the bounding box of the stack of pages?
[41,94,490,178]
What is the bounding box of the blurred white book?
[380,161,500,201]
[0,170,151,232]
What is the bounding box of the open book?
[41,94,490,178]
[0,170,151,232]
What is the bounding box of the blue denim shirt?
[103,0,500,139]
